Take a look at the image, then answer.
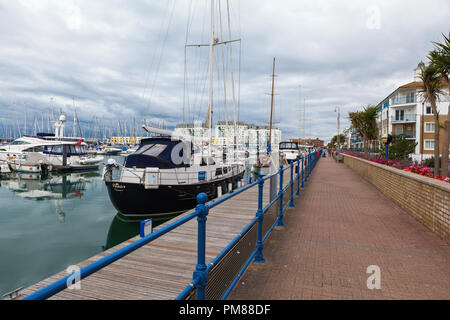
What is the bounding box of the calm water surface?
[0,156,141,296]
[0,155,257,297]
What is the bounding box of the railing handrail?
[24,151,322,301]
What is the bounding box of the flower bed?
[340,151,450,183]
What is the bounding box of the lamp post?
[334,107,340,150]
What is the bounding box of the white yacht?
[279,141,300,164]
[0,115,104,172]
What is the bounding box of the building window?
[395,110,404,121]
[425,106,434,114]
[424,140,435,150]
[395,125,403,134]
[406,92,415,103]
[425,122,435,133]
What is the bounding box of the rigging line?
[215,50,223,125]
[226,0,238,141]
[190,45,209,124]
[196,2,210,124]
[238,39,241,123]
[141,0,171,102]
[188,3,206,124]
[183,0,194,124]
[218,0,229,127]
[226,0,242,123]
[145,0,178,111]
[186,0,201,124]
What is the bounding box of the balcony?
[391,97,417,106]
[391,114,417,123]
[393,132,416,139]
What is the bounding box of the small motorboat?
[8,153,52,175]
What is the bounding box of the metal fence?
[23,150,323,300]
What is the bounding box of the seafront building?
[290,138,324,148]
[174,121,282,152]
[376,62,449,162]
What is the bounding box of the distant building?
[174,121,282,151]
[290,138,324,148]
[110,136,141,145]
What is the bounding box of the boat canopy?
[125,138,192,169]
[279,142,298,150]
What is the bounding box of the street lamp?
[334,107,340,149]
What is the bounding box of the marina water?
[0,155,256,297]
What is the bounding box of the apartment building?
[174,121,282,152]
[376,62,449,162]
[290,138,324,148]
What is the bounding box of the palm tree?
[429,32,450,177]
[349,105,379,159]
[420,63,444,176]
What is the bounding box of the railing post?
[277,164,284,226]
[193,193,209,300]
[305,154,309,182]
[301,156,304,188]
[289,161,295,207]
[254,172,265,263]
[296,157,300,196]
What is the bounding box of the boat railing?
[23,150,323,300]
[116,163,243,186]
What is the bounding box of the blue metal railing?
[23,150,323,301]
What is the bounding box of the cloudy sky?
[0,0,449,142]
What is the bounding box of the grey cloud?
[0,0,449,142]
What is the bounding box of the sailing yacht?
[252,57,277,174]
[102,0,246,217]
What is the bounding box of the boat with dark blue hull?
[103,136,245,217]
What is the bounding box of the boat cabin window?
[47,145,63,154]
[201,157,215,166]
[22,146,45,153]
[43,145,87,155]
[215,168,223,176]
[9,141,30,145]
[136,144,167,157]
[280,142,298,150]
[223,167,228,174]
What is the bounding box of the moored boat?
[103,135,245,217]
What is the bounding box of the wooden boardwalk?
[19,170,293,300]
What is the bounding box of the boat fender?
[102,159,119,181]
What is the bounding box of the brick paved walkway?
[229,156,450,300]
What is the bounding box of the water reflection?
[103,213,173,251]
[0,171,101,223]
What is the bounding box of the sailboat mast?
[268,57,276,151]
[208,0,215,147]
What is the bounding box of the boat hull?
[105,172,245,217]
